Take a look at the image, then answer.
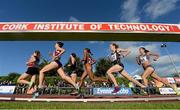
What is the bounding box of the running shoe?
[32,92,39,99]
[112,86,120,94]
[142,88,148,95]
[70,90,79,96]
[75,83,80,90]
[32,87,43,98]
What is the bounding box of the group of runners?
[17,41,179,95]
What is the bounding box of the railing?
[14,86,159,95]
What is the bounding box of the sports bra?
[139,54,150,64]
[53,50,61,61]
[27,56,40,68]
[110,51,123,64]
[84,54,96,65]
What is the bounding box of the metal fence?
[14,86,160,95]
[14,86,92,95]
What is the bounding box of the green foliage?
[44,76,61,86]
[0,73,20,84]
[0,102,179,109]
[173,73,180,77]
[39,58,50,70]
[95,58,112,76]
[0,57,142,86]
[8,73,20,81]
[116,77,129,86]
[64,57,84,77]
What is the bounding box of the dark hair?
[140,47,149,53]
[71,53,76,58]
[84,48,93,55]
[56,41,64,47]
[111,43,119,49]
[34,50,40,56]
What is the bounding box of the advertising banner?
[0,85,16,94]
[166,77,176,83]
[93,87,132,96]
[159,88,180,95]
[0,22,179,33]
[174,77,180,83]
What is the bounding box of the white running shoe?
[74,83,79,90]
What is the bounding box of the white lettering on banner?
[139,25,146,31]
[2,24,28,30]
[96,88,129,94]
[159,88,180,95]
[108,24,170,32]
[162,25,170,31]
[152,25,158,31]
[97,88,111,94]
[132,25,139,30]
[0,22,179,33]
[33,24,84,30]
[175,78,180,83]
[0,85,16,94]
[120,25,126,30]
[90,24,102,30]
[167,77,175,83]
[178,24,180,30]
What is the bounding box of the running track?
[0,94,180,102]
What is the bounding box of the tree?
[1,73,21,83]
[172,73,180,77]
[39,58,50,70]
[64,57,84,77]
[8,73,20,81]
[95,58,112,76]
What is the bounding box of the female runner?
[107,43,146,93]
[136,47,179,95]
[67,53,78,83]
[17,50,41,93]
[78,48,108,87]
[38,42,78,90]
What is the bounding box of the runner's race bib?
[110,53,117,62]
